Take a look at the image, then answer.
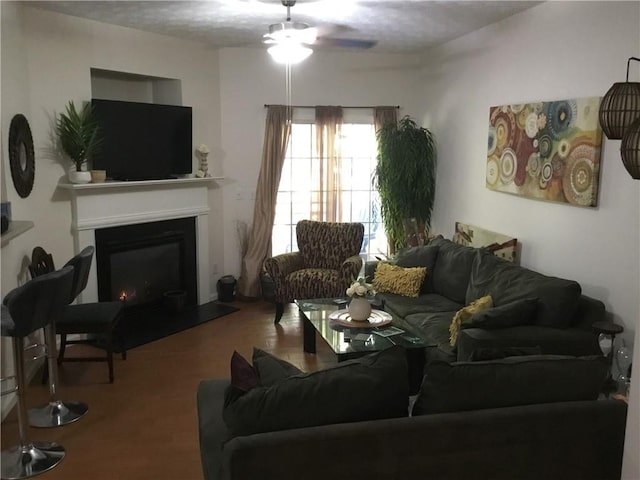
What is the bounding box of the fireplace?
[58,177,214,305]
[95,217,197,313]
[59,178,231,351]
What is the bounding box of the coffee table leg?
[303,315,316,354]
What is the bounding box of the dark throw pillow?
[223,346,409,438]
[461,297,538,330]
[229,350,259,392]
[223,351,260,408]
[466,250,581,328]
[412,355,608,416]
[252,348,302,386]
[395,245,439,293]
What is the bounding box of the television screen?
[91,99,192,181]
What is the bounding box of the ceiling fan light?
[266,22,315,44]
[267,42,312,64]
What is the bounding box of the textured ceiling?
[30,0,542,54]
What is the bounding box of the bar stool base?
[28,400,88,428]
[1,442,65,480]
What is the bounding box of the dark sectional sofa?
[197,348,627,480]
[196,238,625,480]
[365,236,604,362]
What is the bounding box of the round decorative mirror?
[8,114,35,198]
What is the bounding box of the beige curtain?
[314,106,343,222]
[238,105,291,299]
[373,106,398,134]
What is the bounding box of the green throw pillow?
[395,245,439,293]
[223,346,409,438]
[252,348,302,387]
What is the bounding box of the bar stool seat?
[57,300,124,383]
[1,267,74,480]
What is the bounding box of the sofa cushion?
[252,348,302,387]
[461,298,538,330]
[466,250,581,328]
[395,245,439,293]
[449,295,493,346]
[373,262,426,298]
[428,237,477,304]
[223,347,409,438]
[412,354,608,415]
[381,293,463,319]
[456,325,601,361]
[404,311,457,347]
[468,346,542,361]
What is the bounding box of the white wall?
[1,4,224,294]
[418,2,639,477]
[0,1,38,418]
[0,4,224,414]
[217,47,424,277]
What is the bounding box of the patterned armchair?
[265,220,364,323]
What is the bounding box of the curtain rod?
[264,104,400,109]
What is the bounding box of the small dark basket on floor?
[163,290,187,314]
[217,275,236,303]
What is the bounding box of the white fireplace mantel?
[59,177,220,305]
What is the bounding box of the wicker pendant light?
[621,117,640,179]
[598,57,640,140]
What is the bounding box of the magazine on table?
[373,326,405,337]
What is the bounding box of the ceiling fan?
[263,0,376,63]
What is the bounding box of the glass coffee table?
[296,298,428,393]
[295,298,427,360]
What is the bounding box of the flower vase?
[348,297,371,321]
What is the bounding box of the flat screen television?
[91,99,192,181]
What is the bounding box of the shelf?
[1,220,34,247]
[57,176,222,192]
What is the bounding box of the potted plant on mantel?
[56,100,102,184]
[374,115,437,253]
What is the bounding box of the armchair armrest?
[340,255,363,283]
[264,253,305,303]
[264,252,305,280]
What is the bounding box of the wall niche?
[90,68,182,105]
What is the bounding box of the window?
[272,110,388,260]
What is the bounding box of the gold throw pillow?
[372,262,427,298]
[449,295,494,346]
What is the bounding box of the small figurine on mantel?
[195,143,211,178]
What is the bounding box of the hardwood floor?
[1,301,336,480]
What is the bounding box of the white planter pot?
[348,297,372,321]
[68,168,91,184]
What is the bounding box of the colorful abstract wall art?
[486,97,603,207]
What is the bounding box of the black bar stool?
[28,246,125,386]
[0,266,74,480]
[27,249,90,428]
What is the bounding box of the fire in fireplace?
[95,217,197,314]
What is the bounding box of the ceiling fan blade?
[315,37,377,49]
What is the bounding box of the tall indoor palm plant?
[375,115,437,251]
